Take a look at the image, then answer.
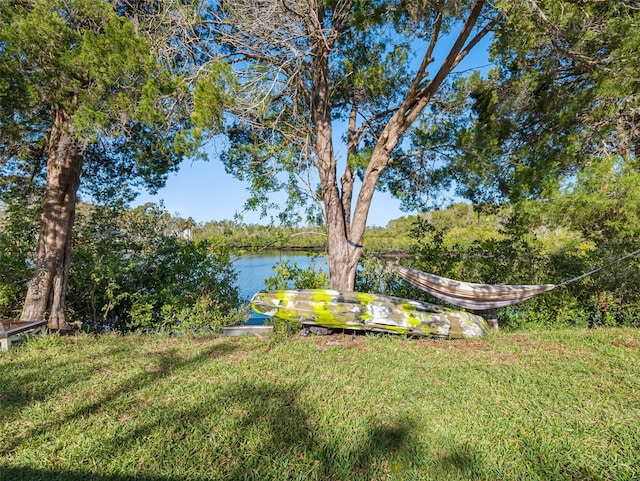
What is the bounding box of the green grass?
[1,328,639,481]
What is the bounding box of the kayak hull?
[250,289,489,339]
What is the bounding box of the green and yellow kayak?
[250,289,489,339]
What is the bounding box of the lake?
[233,251,328,323]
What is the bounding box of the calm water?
[233,251,328,323]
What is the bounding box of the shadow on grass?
[1,377,420,481]
[428,436,607,481]
[2,366,606,480]
[0,339,240,457]
[3,338,609,480]
[211,380,419,480]
[211,381,611,481]
[0,343,133,412]
[0,465,182,481]
[429,440,488,480]
[1,345,494,480]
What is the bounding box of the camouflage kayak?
[250,289,489,339]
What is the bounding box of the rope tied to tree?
[388,246,640,310]
[557,247,640,287]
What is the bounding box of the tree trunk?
[307,16,359,291]
[325,195,361,291]
[326,103,362,291]
[20,107,83,331]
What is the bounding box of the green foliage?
[446,1,640,206]
[67,202,240,333]
[264,256,329,291]
[195,220,328,253]
[0,0,222,202]
[124,238,240,333]
[194,217,417,255]
[355,254,422,300]
[0,193,40,318]
[543,158,640,242]
[360,216,416,252]
[192,62,236,130]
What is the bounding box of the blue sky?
[134,151,407,227]
[134,30,494,228]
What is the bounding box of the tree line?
[1,1,639,331]
[2,195,639,330]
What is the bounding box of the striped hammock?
[388,248,640,310]
[388,263,557,310]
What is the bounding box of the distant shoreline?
[231,246,411,259]
[231,245,327,252]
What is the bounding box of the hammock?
[388,247,640,310]
[388,264,556,310]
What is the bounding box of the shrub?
[0,193,39,319]
[264,255,329,290]
[68,203,240,333]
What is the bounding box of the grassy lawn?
[1,328,639,480]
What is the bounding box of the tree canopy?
[444,1,640,217]
[0,0,221,200]
[208,0,502,289]
[0,0,227,328]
